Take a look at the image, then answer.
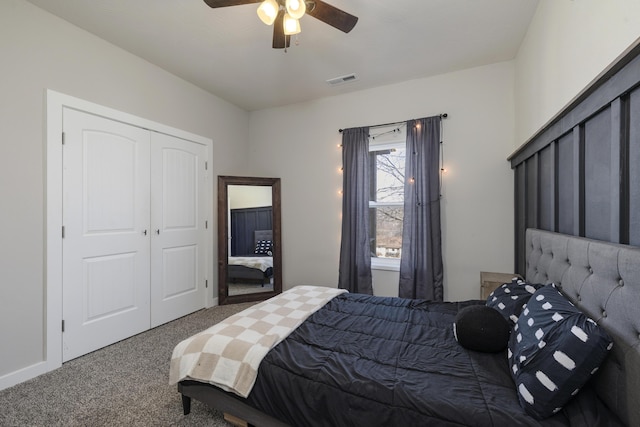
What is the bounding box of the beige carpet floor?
[0,302,256,427]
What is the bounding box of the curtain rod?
[338,113,448,133]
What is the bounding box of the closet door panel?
[150,133,207,327]
[62,108,151,362]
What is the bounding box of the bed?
[227,230,274,286]
[171,229,639,427]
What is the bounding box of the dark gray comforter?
[244,293,620,426]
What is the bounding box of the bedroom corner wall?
[514,0,640,146]
[247,61,516,302]
[0,0,249,386]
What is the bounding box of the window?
[369,128,406,270]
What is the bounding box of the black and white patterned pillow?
[254,239,272,255]
[486,278,543,326]
[508,284,613,420]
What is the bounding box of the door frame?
[45,90,214,374]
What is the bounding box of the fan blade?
[203,0,261,8]
[272,10,291,49]
[306,0,358,33]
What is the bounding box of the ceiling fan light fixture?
[203,0,358,49]
[257,0,279,25]
[285,0,306,20]
[283,13,301,35]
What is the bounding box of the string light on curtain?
[336,113,449,198]
[337,139,344,198]
[439,118,446,196]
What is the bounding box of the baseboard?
[0,360,52,392]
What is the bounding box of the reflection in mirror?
[218,176,282,305]
[227,185,274,296]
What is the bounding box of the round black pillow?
[454,305,510,352]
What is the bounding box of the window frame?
[368,139,405,271]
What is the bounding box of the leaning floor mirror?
[217,176,282,305]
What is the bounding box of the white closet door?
[62,109,151,362]
[150,132,206,327]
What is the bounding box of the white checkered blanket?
[228,256,273,272]
[169,285,347,397]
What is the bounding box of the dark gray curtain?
[338,127,373,294]
[398,116,443,300]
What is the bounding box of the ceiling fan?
[203,0,358,49]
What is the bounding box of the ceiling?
[26,0,540,111]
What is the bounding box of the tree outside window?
[369,143,405,262]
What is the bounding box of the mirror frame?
[217,176,282,305]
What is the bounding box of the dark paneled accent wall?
[230,206,273,256]
[509,43,640,275]
[630,90,640,245]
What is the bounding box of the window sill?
[371,258,400,272]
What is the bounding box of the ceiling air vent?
[326,73,358,86]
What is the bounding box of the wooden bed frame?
[179,380,288,427]
[227,265,272,285]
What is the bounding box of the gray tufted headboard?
[525,229,640,427]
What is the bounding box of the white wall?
[247,61,517,302]
[229,185,273,209]
[0,0,249,383]
[514,0,640,145]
